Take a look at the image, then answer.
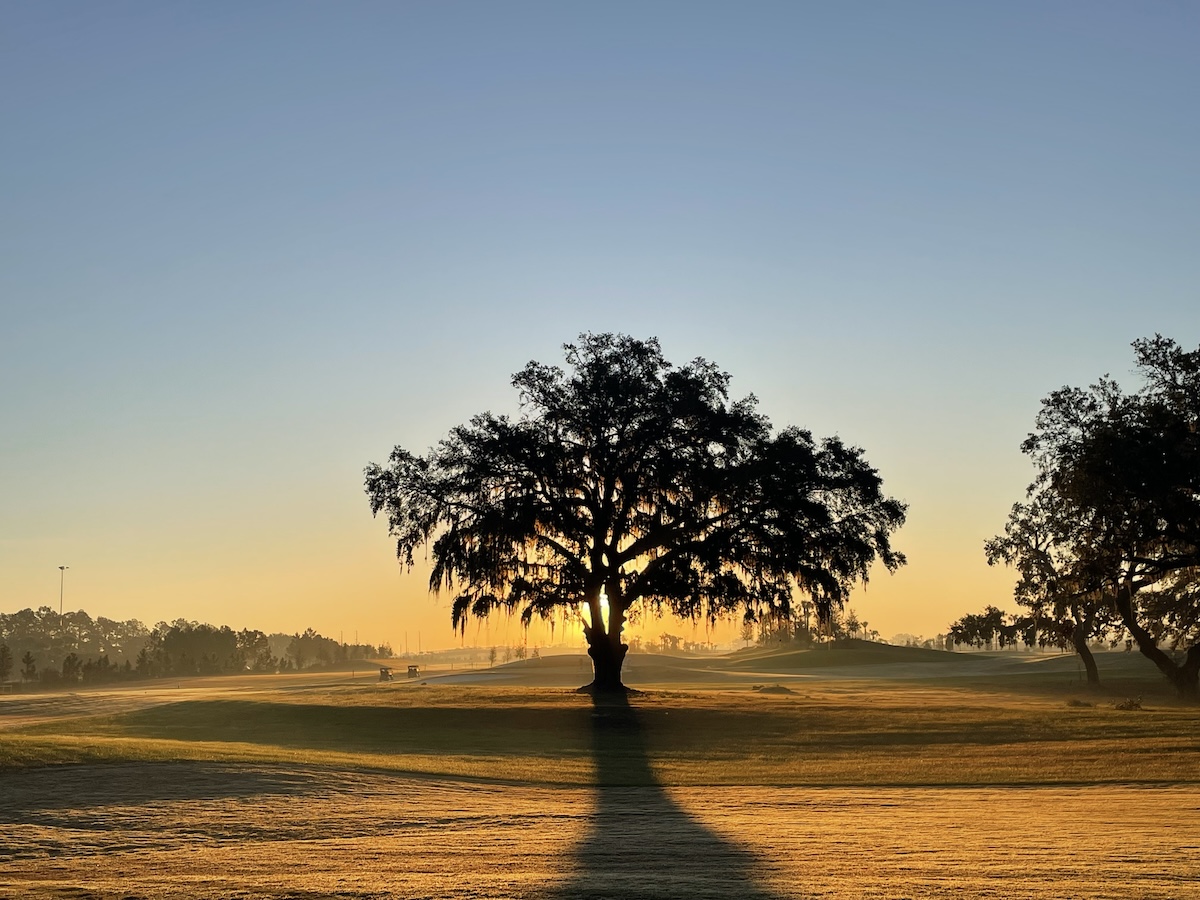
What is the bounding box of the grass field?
[2,645,1198,899]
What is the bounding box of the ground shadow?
[112,699,593,760]
[548,693,793,900]
[0,760,319,814]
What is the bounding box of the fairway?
[2,649,1199,899]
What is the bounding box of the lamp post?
[58,566,69,616]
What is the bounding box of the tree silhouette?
[1022,335,1200,697]
[60,652,82,683]
[947,606,1012,650]
[986,491,1120,683]
[366,333,906,690]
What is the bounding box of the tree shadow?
[549,693,791,900]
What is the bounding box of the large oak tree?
[1020,335,1200,698]
[366,333,906,691]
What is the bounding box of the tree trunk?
[1070,622,1100,685]
[579,592,629,693]
[583,632,628,692]
[1178,644,1200,701]
[1114,583,1200,700]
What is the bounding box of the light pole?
[58,565,69,616]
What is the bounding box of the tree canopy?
[366,333,906,690]
[947,605,1023,651]
[985,491,1121,683]
[1018,335,1200,697]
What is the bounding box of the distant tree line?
[0,607,393,687]
[898,635,950,652]
[945,605,1122,655]
[748,605,882,648]
[627,633,716,654]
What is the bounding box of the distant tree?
[60,652,82,683]
[739,619,756,649]
[985,491,1120,683]
[825,608,847,641]
[21,651,37,682]
[0,642,12,682]
[844,609,861,640]
[287,630,314,669]
[1021,335,1200,697]
[366,333,906,691]
[947,606,1012,651]
[236,629,277,672]
[799,600,815,636]
[756,610,815,647]
[488,646,498,667]
[283,628,343,669]
[81,654,120,684]
[134,647,155,677]
[947,615,975,649]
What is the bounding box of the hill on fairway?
[426,641,1164,690]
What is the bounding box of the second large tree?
[366,333,906,691]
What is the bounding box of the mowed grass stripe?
[0,734,595,784]
[3,682,1197,787]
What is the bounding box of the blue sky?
[2,2,1197,649]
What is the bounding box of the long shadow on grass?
[549,693,790,900]
[113,699,592,761]
[0,760,316,814]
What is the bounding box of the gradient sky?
[3,2,1198,652]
